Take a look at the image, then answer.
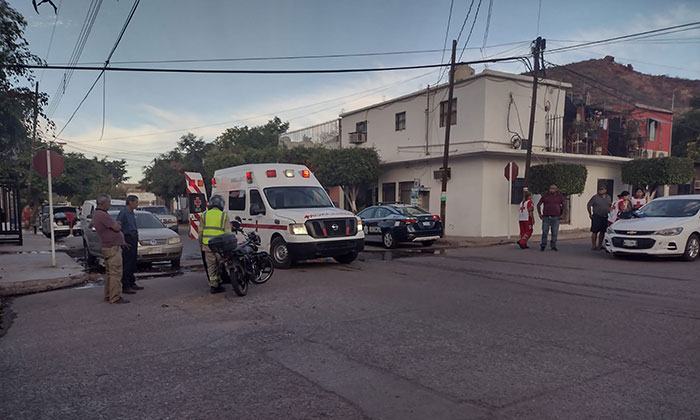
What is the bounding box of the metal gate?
[0,183,23,245]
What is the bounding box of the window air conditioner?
[349,132,367,144]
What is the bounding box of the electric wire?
[39,0,63,84]
[436,0,456,85]
[481,0,494,49]
[458,0,483,62]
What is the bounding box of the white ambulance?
[194,163,364,268]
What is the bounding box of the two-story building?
[336,67,633,238]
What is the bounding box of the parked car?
[40,205,80,238]
[604,195,700,261]
[139,205,178,232]
[83,208,183,267]
[357,204,443,248]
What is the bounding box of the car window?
[358,207,376,219]
[375,208,391,218]
[135,213,165,229]
[250,189,266,215]
[142,206,169,215]
[395,206,430,216]
[638,199,700,218]
[229,190,246,211]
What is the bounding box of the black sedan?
[357,204,443,248]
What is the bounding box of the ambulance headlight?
[356,218,363,232]
[289,223,308,235]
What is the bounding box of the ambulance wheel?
[271,237,292,269]
[334,252,358,264]
[382,231,396,249]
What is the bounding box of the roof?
[340,69,572,117]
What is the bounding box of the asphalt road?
[1,238,699,419]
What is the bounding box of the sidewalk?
[0,232,86,296]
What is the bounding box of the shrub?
[530,163,588,195]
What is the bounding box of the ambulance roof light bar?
[284,169,295,178]
[246,171,253,183]
[302,169,310,178]
[266,169,277,178]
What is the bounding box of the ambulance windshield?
[264,187,333,209]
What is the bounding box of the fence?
[0,183,23,245]
[545,115,564,153]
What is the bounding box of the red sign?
[504,162,519,181]
[194,197,202,208]
[33,150,65,179]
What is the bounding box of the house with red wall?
[629,104,672,158]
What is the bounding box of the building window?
[648,119,658,142]
[439,98,457,127]
[395,112,406,131]
[228,190,246,211]
[511,178,525,204]
[356,120,367,133]
[382,182,396,203]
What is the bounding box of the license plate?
[422,221,432,226]
[623,240,637,248]
[146,246,163,254]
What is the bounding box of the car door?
[248,188,273,247]
[371,207,393,241]
[357,207,377,242]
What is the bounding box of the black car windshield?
[135,213,165,229]
[142,207,169,215]
[394,206,430,216]
[264,187,333,209]
[638,199,700,218]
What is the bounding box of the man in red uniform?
[517,191,534,249]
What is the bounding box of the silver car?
[139,205,178,232]
[83,210,183,267]
[41,205,81,238]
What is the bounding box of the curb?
[0,274,87,297]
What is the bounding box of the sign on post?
[33,150,65,267]
[184,172,208,240]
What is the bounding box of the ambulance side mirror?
[231,220,242,231]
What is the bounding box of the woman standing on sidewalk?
[517,191,535,249]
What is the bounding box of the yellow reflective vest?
[201,208,229,245]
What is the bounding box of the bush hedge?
[621,157,694,187]
[530,163,588,195]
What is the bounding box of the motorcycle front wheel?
[250,253,274,285]
[228,261,248,296]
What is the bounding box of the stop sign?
[504,162,519,181]
[33,150,65,179]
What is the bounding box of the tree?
[621,157,694,196]
[0,0,50,202]
[52,153,129,204]
[672,97,700,157]
[530,163,588,195]
[314,148,381,212]
[687,140,700,162]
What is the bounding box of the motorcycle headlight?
[654,227,683,236]
[289,223,308,235]
[168,237,181,244]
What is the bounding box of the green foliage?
[530,163,588,195]
[52,153,129,204]
[621,157,694,188]
[671,99,700,157]
[215,117,289,150]
[687,141,700,162]
[315,148,381,212]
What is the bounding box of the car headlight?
[289,223,308,235]
[357,218,363,232]
[606,226,614,234]
[168,237,181,244]
[654,227,683,236]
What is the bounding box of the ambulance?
[187,164,364,268]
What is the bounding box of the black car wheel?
[382,231,396,249]
[421,240,435,247]
[334,252,358,264]
[271,237,292,269]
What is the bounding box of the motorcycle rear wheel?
[250,254,274,285]
[228,262,248,296]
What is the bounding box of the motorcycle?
[207,221,274,296]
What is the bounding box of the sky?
[10,0,700,181]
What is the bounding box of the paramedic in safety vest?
[200,195,229,294]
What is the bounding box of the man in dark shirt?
[93,194,128,304]
[117,195,143,294]
[587,186,612,250]
[537,184,566,251]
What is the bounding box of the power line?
[39,0,63,84]
[55,0,140,137]
[436,0,456,85]
[547,21,700,54]
[455,0,476,44]
[458,0,483,61]
[16,56,527,75]
[481,0,494,49]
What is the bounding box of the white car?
[604,195,700,261]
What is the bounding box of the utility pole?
[27,82,39,204]
[439,39,457,230]
[524,37,546,189]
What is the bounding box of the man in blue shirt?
[117,195,143,293]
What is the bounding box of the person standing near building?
[93,194,129,304]
[587,185,612,251]
[65,210,75,238]
[22,204,31,231]
[608,191,631,226]
[630,188,648,210]
[517,191,535,249]
[117,195,143,295]
[537,184,566,251]
[200,195,229,294]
